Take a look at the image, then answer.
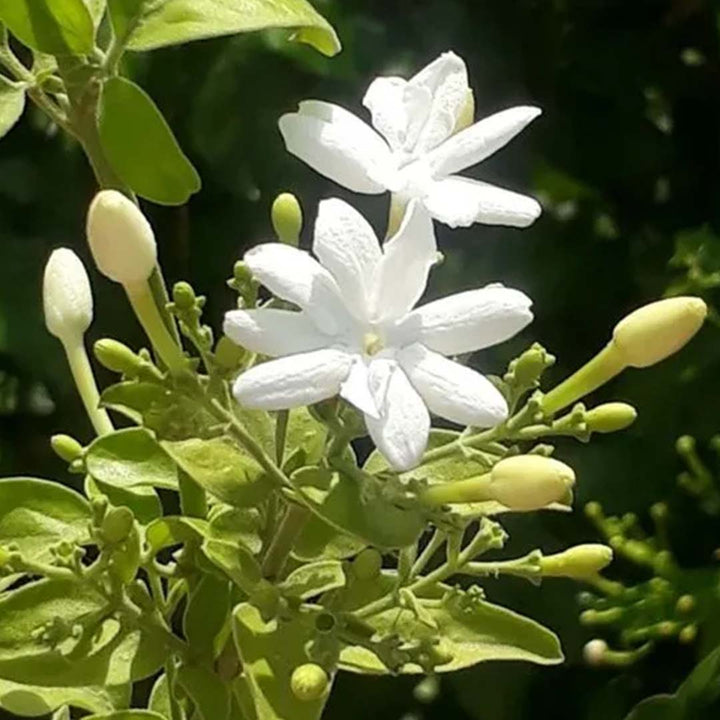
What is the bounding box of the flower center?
[363,332,384,356]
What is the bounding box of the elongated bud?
[43,249,93,344]
[290,663,329,702]
[540,544,613,579]
[489,455,575,511]
[271,192,303,246]
[94,338,144,376]
[87,190,157,285]
[612,297,707,368]
[585,403,637,433]
[101,506,135,543]
[51,434,84,463]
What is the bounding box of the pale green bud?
[290,663,329,702]
[489,455,575,511]
[101,506,135,543]
[585,403,637,433]
[271,192,303,246]
[43,248,93,344]
[87,190,157,285]
[540,544,613,579]
[612,297,707,368]
[51,434,84,463]
[94,338,143,375]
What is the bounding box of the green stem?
[63,338,114,435]
[410,530,445,579]
[261,503,309,580]
[275,409,289,466]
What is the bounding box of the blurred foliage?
[2,0,720,718]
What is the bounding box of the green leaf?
[148,674,172,719]
[85,475,162,526]
[0,0,94,54]
[176,664,231,720]
[284,407,328,465]
[162,437,271,507]
[108,0,340,57]
[208,506,263,555]
[291,467,424,550]
[293,514,366,562]
[233,603,329,720]
[183,574,232,659]
[0,77,25,139]
[625,696,682,720]
[281,560,345,600]
[339,587,563,675]
[0,677,116,717]
[86,712,167,720]
[145,516,209,554]
[98,77,200,205]
[201,539,262,594]
[86,428,178,491]
[0,477,92,563]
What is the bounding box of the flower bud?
[101,506,135,544]
[612,297,707,368]
[94,338,143,376]
[271,192,303,246]
[585,403,637,434]
[172,281,197,311]
[43,248,93,343]
[51,434,84,463]
[290,663,329,702]
[583,639,608,666]
[86,190,157,285]
[489,455,575,511]
[507,343,555,388]
[540,544,613,579]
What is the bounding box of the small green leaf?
[108,0,340,57]
[98,77,200,205]
[183,574,232,659]
[208,506,263,555]
[201,539,262,594]
[0,0,94,54]
[145,516,209,554]
[85,476,162,526]
[162,437,271,507]
[0,77,25,139]
[0,678,116,717]
[86,712,167,720]
[291,468,424,550]
[86,428,178,491]
[176,664,231,720]
[285,408,328,465]
[281,560,345,600]
[148,674,173,719]
[293,514,366,562]
[0,477,92,564]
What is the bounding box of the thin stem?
[410,530,445,579]
[261,503,309,580]
[63,338,114,435]
[275,409,289,466]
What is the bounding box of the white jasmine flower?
[279,51,542,230]
[224,198,533,471]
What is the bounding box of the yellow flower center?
[363,332,383,356]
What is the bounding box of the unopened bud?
[51,434,84,463]
[489,455,575,511]
[352,549,382,580]
[172,281,197,311]
[101,506,135,543]
[43,248,93,343]
[271,193,303,246]
[94,339,143,375]
[612,297,707,368]
[583,639,608,666]
[87,190,157,285]
[508,343,555,388]
[290,663,329,702]
[585,403,637,434]
[541,544,613,579]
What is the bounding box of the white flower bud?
[612,297,707,368]
[86,190,157,285]
[583,639,608,666]
[489,455,575,511]
[43,248,93,343]
[540,544,613,579]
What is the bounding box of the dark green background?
[2,0,720,718]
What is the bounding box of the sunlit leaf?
[0,77,25,140]
[280,560,345,600]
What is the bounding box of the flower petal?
[223,309,330,357]
[365,359,430,471]
[399,343,508,427]
[279,101,395,194]
[371,201,437,322]
[233,349,354,410]
[313,198,381,320]
[244,243,348,334]
[423,176,542,228]
[411,51,470,154]
[395,285,533,356]
[340,357,379,418]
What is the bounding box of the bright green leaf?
[281,560,345,600]
[0,677,115,717]
[98,77,200,205]
[0,477,92,563]
[176,664,231,720]
[208,506,263,555]
[86,428,178,491]
[108,0,340,57]
[85,475,162,526]
[183,574,232,659]
[148,674,173,720]
[145,516,209,554]
[0,77,26,139]
[293,514,366,562]
[201,538,262,594]
[0,0,94,54]
[86,712,167,720]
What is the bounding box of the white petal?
[340,357,378,418]
[423,176,542,228]
[244,243,348,334]
[313,198,381,320]
[223,309,330,357]
[279,101,395,194]
[410,51,470,154]
[399,343,507,427]
[396,285,533,356]
[371,201,437,322]
[233,349,353,410]
[426,106,542,178]
[365,359,429,471]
